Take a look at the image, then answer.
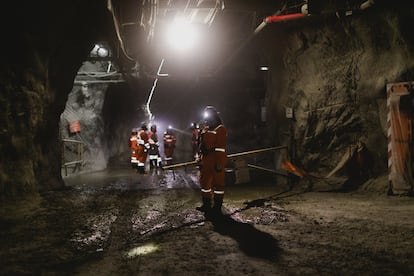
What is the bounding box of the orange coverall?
[163,132,176,164]
[137,129,149,172]
[129,132,139,168]
[199,124,227,203]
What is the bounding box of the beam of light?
[167,18,198,51]
[126,243,159,258]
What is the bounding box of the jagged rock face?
[0,1,111,199]
[60,81,108,171]
[261,5,414,175]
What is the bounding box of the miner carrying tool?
[196,106,227,217]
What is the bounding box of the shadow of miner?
[209,214,280,260]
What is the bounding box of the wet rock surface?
[1,169,413,275]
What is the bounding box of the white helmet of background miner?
[203,106,222,128]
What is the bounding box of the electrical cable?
[146,58,168,121]
[107,0,136,62]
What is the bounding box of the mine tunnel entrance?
[59,41,270,178]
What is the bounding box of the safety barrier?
[61,138,84,176]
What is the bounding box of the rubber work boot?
[196,197,212,213]
[212,198,223,216]
[138,166,146,174]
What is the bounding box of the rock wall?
[0,0,112,200]
[60,81,108,171]
[261,3,414,176]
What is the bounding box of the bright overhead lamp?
[167,18,198,51]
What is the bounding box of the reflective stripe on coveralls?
[149,155,158,160]
[130,135,139,164]
[199,124,227,200]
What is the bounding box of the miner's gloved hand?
[215,164,222,172]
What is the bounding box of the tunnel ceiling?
[102,0,377,81]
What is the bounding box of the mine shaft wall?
[0,1,111,200]
[262,4,414,176]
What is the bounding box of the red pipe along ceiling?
[264,13,306,23]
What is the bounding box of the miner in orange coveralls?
[128,128,139,169]
[136,123,150,174]
[163,126,177,165]
[148,124,162,169]
[196,106,227,216]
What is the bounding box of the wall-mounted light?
[260,66,269,71]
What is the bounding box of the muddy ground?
[1,168,413,275]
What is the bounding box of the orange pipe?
[265,13,306,23]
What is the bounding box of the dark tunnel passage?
[1,0,414,275]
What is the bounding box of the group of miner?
[129,124,177,174]
[128,106,228,217]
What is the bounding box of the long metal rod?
[162,146,287,170]
[247,164,287,176]
[228,146,287,158]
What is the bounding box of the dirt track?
[1,169,413,275]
